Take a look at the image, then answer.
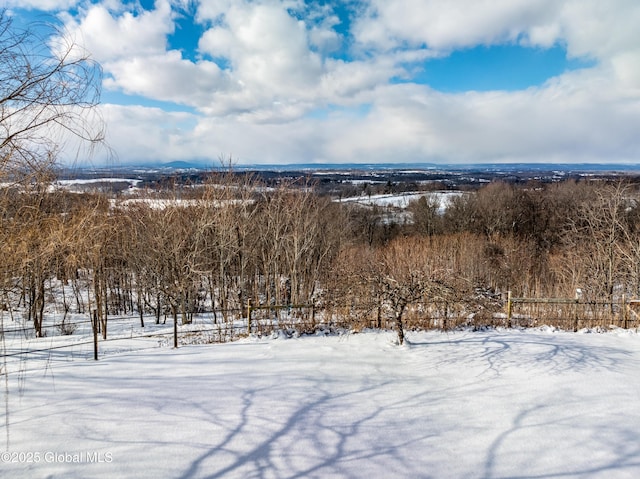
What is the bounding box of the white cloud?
[308,21,341,54]
[60,1,173,62]
[320,57,401,99]
[94,74,639,166]
[193,0,236,24]
[346,75,640,163]
[98,104,200,164]
[352,0,561,52]
[38,0,640,165]
[103,52,230,107]
[198,3,323,101]
[352,0,640,87]
[558,0,640,59]
[611,50,640,93]
[3,0,79,10]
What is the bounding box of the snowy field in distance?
[338,191,463,210]
[3,328,640,478]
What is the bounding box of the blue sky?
[3,0,640,166]
[407,44,594,92]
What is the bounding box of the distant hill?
[161,160,206,170]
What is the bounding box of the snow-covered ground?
[2,327,640,478]
[50,178,142,194]
[54,178,142,187]
[339,191,463,210]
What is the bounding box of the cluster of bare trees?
[330,179,640,343]
[5,11,640,348]
[0,10,104,342]
[122,178,345,326]
[1,175,346,334]
[4,169,640,347]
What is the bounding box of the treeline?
[2,173,640,339]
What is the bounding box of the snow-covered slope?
[3,329,640,478]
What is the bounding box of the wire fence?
[0,304,325,373]
[332,295,640,332]
[2,297,640,371]
[506,295,639,331]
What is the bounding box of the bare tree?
[332,237,456,345]
[0,11,104,449]
[562,182,630,303]
[408,194,442,236]
[0,11,105,332]
[0,11,104,180]
[239,181,347,320]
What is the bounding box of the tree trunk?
[34,276,45,338]
[395,304,406,345]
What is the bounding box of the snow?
[54,178,142,186]
[112,198,250,210]
[338,191,463,210]
[3,328,640,478]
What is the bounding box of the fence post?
[247,300,252,335]
[622,294,627,329]
[506,291,512,327]
[173,310,178,348]
[92,309,98,361]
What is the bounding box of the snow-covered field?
[339,191,463,209]
[3,328,640,478]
